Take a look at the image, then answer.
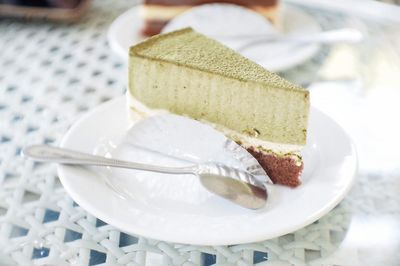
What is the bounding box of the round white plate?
[107,4,321,72]
[58,97,357,245]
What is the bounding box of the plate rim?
[107,5,143,62]
[58,96,358,245]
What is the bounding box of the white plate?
[58,97,357,245]
[107,5,145,62]
[107,4,321,72]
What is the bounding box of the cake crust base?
[247,147,303,188]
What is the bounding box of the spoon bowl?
[199,173,267,209]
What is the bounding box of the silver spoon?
[22,145,267,209]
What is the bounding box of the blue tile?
[43,209,60,223]
[22,191,40,203]
[119,233,138,247]
[201,253,216,266]
[0,136,11,143]
[21,95,32,103]
[113,63,122,69]
[95,218,107,227]
[64,229,82,242]
[49,46,59,52]
[68,78,80,85]
[12,114,23,122]
[253,251,268,264]
[33,162,44,170]
[32,247,49,259]
[89,250,106,265]
[26,126,39,133]
[6,85,16,92]
[15,147,22,156]
[4,172,17,179]
[43,137,55,145]
[10,225,29,238]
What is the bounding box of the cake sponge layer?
[129,28,309,145]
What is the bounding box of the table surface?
[1,0,400,265]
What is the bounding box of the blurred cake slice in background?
[141,0,279,36]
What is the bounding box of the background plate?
[107,4,321,72]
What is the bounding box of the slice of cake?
[141,0,279,36]
[128,28,310,187]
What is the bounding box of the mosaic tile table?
[1,0,400,265]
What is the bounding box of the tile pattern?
[0,0,389,265]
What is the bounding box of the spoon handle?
[22,145,194,175]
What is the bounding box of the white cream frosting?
[126,92,303,155]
